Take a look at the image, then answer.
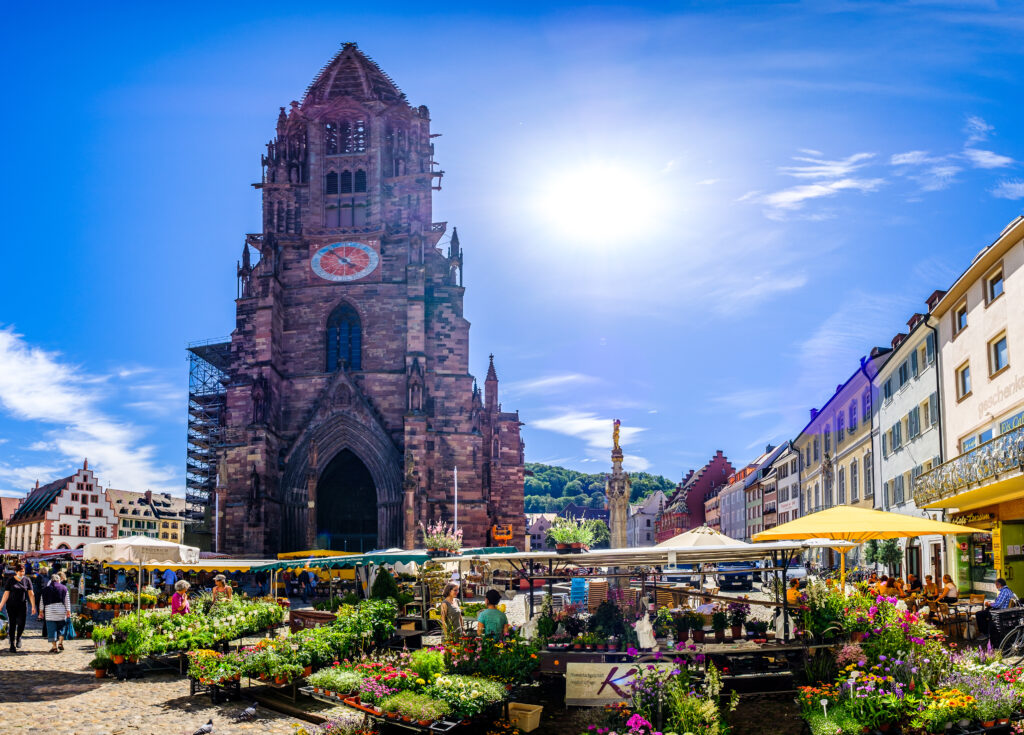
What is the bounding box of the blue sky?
[1,1,1023,497]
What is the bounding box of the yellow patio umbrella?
[751,506,986,589]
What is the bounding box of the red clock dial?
[311,242,379,282]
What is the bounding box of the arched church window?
[326,302,362,372]
[325,172,339,195]
[324,122,339,155]
[276,202,285,233]
[340,171,353,193]
[492,437,500,459]
[354,170,367,192]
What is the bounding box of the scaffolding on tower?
[186,338,231,531]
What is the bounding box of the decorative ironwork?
[913,424,1024,506]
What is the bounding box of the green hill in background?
[523,462,677,513]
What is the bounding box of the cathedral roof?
[304,43,405,106]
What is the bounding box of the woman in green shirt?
[476,589,510,638]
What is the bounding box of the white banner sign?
[565,662,671,706]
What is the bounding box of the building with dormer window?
[5,460,117,551]
[106,489,189,541]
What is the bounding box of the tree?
[370,568,401,600]
[878,539,903,576]
[864,539,880,566]
[564,480,584,497]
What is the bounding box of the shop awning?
[919,474,1024,512]
[105,558,279,573]
[276,549,354,559]
[250,546,520,573]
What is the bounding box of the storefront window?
[957,532,996,593]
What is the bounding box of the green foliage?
[307,666,365,694]
[864,539,880,566]
[586,519,611,549]
[409,648,447,680]
[878,539,903,573]
[380,691,451,721]
[88,654,109,669]
[546,516,596,546]
[370,569,401,601]
[524,463,676,511]
[589,600,627,638]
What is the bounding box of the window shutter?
[926,332,935,364]
[911,350,919,377]
[882,432,888,455]
[930,392,939,426]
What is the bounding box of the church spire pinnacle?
[486,354,498,382]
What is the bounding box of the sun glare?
[536,162,667,244]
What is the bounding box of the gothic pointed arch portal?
[317,449,377,552]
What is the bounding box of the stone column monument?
[606,419,631,550]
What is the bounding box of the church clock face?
[311,242,379,282]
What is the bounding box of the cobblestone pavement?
[0,618,315,735]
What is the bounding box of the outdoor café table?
[952,601,985,640]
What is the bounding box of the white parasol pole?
[454,466,459,533]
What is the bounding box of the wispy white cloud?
[992,179,1024,200]
[779,152,876,180]
[759,177,885,212]
[963,148,1015,169]
[964,115,994,144]
[503,373,600,396]
[0,327,179,495]
[890,150,935,166]
[532,411,650,471]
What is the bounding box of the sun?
[535,161,667,244]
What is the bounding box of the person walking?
[254,570,268,597]
[297,568,310,603]
[38,574,71,653]
[162,568,177,597]
[0,563,36,652]
[171,580,191,615]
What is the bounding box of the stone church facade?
[214,43,525,556]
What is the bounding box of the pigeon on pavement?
[191,719,214,735]
[235,703,258,721]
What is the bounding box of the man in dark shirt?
[0,563,37,652]
[907,574,922,593]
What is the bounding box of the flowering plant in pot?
[421,521,463,555]
[726,601,750,639]
[88,654,110,678]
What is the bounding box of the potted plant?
[547,517,595,553]
[89,655,109,678]
[746,620,768,640]
[421,521,463,556]
[572,635,585,650]
[687,610,706,643]
[607,635,620,652]
[711,610,728,643]
[108,643,126,665]
[727,601,750,640]
[673,611,691,643]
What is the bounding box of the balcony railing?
[913,423,1024,507]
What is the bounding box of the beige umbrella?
[657,525,750,548]
[83,536,200,613]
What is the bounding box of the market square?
[3,3,1024,734]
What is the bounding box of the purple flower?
[627,647,638,657]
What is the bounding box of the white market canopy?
[656,525,750,549]
[83,535,200,566]
[473,539,838,573]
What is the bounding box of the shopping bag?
[65,617,76,640]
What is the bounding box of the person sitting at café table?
[786,578,802,606]
[922,575,939,599]
[868,572,879,586]
[975,577,1017,635]
[891,577,907,598]
[907,573,922,593]
[695,595,716,614]
[937,574,959,604]
[874,575,889,594]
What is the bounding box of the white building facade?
[874,312,944,581]
[770,442,801,525]
[627,490,666,547]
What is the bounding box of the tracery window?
[326,302,362,372]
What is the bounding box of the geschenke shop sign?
[565,662,673,706]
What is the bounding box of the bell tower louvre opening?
[191,42,526,555]
[316,449,377,552]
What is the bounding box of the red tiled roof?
[8,476,73,524]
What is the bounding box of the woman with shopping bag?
[39,574,71,653]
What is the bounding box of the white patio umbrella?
[656,525,750,548]
[83,536,200,613]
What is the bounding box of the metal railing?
[913,423,1024,507]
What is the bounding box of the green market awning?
[249,546,518,573]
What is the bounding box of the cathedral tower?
[213,43,525,555]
